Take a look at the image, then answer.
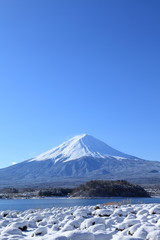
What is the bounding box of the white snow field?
[1,203,160,239]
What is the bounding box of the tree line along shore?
[0,180,151,199]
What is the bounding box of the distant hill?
[0,134,160,187]
[70,180,150,198]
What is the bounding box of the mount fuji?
[0,134,160,187]
[29,134,136,163]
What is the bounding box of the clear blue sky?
[0,0,160,168]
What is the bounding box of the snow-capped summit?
[30,134,134,163]
[0,134,160,187]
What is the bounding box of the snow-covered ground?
[1,204,160,239]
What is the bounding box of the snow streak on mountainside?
[0,133,160,187]
[29,134,136,163]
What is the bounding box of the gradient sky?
[0,0,160,168]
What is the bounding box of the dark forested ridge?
[38,188,72,197]
[70,180,150,198]
[0,180,150,198]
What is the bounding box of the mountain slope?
[29,134,136,163]
[0,134,160,187]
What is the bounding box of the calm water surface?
[0,197,160,211]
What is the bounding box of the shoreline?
[0,195,156,200]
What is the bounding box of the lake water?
[1,197,160,211]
